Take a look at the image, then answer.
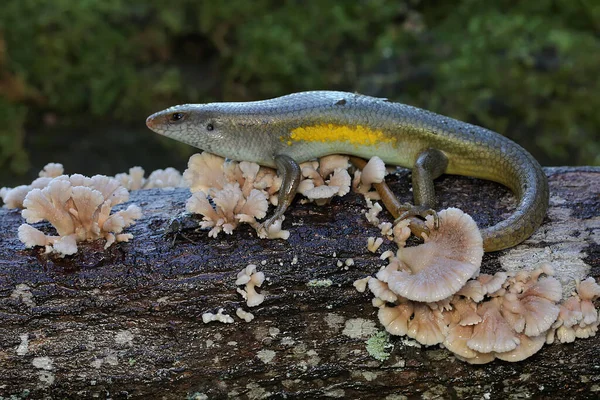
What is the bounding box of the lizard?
[146,91,549,252]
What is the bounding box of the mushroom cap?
[581,300,598,326]
[444,324,477,358]
[302,185,340,200]
[327,168,351,196]
[360,156,386,186]
[22,179,75,236]
[468,300,520,354]
[236,189,268,220]
[1,185,32,209]
[451,298,482,326]
[368,278,398,303]
[392,219,411,248]
[18,224,51,248]
[555,325,577,343]
[52,234,78,256]
[555,296,583,328]
[407,304,447,345]
[574,321,599,339]
[87,175,129,206]
[318,155,349,178]
[456,280,485,303]
[477,272,508,294]
[115,166,146,190]
[501,276,562,336]
[145,167,183,188]
[494,334,546,362]
[183,152,228,193]
[378,302,414,337]
[388,208,483,302]
[39,163,64,178]
[577,277,600,301]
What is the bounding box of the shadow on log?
[0,167,599,399]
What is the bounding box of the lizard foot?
[393,203,439,230]
[256,216,290,240]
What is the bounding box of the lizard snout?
[146,114,157,130]
[146,112,166,133]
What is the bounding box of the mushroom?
[327,168,352,197]
[115,166,146,190]
[239,162,261,196]
[183,152,230,193]
[186,183,269,238]
[364,199,383,225]
[367,237,384,253]
[548,277,600,344]
[368,278,397,303]
[236,264,266,307]
[577,277,600,325]
[236,308,255,322]
[501,276,562,337]
[378,300,414,337]
[353,156,386,199]
[257,216,290,240]
[477,272,508,295]
[387,208,483,302]
[318,155,349,178]
[456,280,485,303]
[468,298,520,354]
[144,167,184,189]
[39,163,64,178]
[18,174,142,256]
[378,222,393,239]
[392,219,411,248]
[297,157,351,204]
[202,308,234,324]
[407,303,448,346]
[353,277,371,293]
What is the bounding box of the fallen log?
[0,167,598,399]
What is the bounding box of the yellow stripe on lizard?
[287,124,396,147]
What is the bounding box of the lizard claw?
[256,216,289,240]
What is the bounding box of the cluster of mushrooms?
[1,154,598,365]
[0,163,182,255]
[355,206,599,363]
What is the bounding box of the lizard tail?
[480,151,549,251]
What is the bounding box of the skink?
[146,91,548,251]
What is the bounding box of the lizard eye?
[170,112,185,123]
[206,123,214,131]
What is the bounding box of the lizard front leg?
[260,154,301,232]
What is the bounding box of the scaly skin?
[146,91,549,251]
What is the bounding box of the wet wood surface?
[0,167,598,399]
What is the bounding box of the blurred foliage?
[0,0,598,176]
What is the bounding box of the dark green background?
[1,0,598,187]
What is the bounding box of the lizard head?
[146,104,227,154]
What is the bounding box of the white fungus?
[18,174,142,256]
[236,264,266,307]
[202,308,234,324]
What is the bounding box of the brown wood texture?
[0,167,599,399]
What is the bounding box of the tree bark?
[0,167,598,399]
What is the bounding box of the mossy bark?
[0,167,598,399]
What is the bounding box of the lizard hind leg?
[349,156,433,238]
[397,148,449,230]
[350,149,448,236]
